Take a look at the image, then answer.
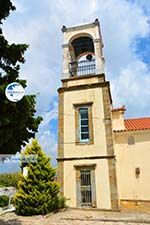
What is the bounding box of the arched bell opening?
[69,36,96,77]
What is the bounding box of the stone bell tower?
[57,19,119,210]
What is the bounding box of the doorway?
[76,165,96,208]
[80,169,92,206]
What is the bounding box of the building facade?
[112,108,150,209]
[57,19,150,210]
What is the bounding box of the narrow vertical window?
[74,102,94,145]
[79,107,89,142]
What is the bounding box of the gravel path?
[0,208,150,225]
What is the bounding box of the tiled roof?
[112,105,126,112]
[114,117,150,132]
[125,118,150,131]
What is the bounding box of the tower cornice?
[57,80,112,104]
[61,19,100,33]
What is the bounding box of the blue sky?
[0,0,150,173]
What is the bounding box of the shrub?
[0,195,9,208]
[57,196,66,209]
[0,173,21,188]
[14,139,66,216]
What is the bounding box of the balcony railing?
[69,59,96,76]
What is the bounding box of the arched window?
[71,36,94,60]
[128,136,135,145]
[69,36,95,76]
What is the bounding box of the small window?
[79,108,89,142]
[74,103,94,145]
[128,136,135,145]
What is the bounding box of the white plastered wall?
[63,159,111,209]
[114,131,150,201]
[63,87,108,158]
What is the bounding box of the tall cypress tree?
[0,0,42,154]
[14,139,65,215]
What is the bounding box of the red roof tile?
[114,117,150,132]
[124,118,150,131]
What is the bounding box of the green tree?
[0,0,42,154]
[14,139,65,216]
[0,172,21,188]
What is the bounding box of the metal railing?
[69,59,96,76]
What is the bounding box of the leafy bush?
[0,173,21,188]
[14,139,66,216]
[0,195,9,207]
[57,196,66,209]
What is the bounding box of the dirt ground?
[0,208,150,225]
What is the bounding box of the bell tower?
[57,19,119,210]
[62,18,104,79]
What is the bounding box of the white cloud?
[99,0,149,75]
[111,60,150,117]
[38,101,58,131]
[36,101,58,165]
[38,130,57,166]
